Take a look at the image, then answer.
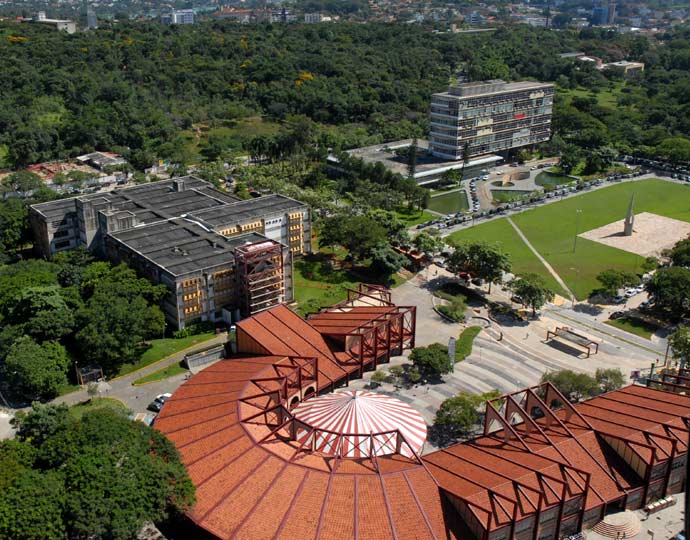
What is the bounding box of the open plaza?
[448,178,690,300]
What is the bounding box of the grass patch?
[448,218,567,299]
[394,207,435,226]
[294,253,359,315]
[535,171,576,188]
[69,398,129,420]
[0,144,9,168]
[455,326,482,362]
[491,190,531,203]
[435,290,467,322]
[558,82,625,108]
[604,317,656,339]
[116,332,218,377]
[450,179,690,300]
[511,179,690,298]
[428,191,469,214]
[133,361,188,385]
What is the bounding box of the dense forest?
[1,21,690,170]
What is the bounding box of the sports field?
[449,179,690,299]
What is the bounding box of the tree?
[670,238,690,268]
[669,326,690,369]
[641,256,658,273]
[319,214,387,261]
[412,231,444,255]
[77,295,165,373]
[2,170,42,195]
[445,241,511,293]
[12,402,70,446]
[434,390,500,436]
[407,139,418,179]
[559,144,580,175]
[410,343,452,379]
[595,368,625,393]
[508,273,555,316]
[0,198,30,255]
[7,286,76,341]
[370,370,388,388]
[540,370,598,402]
[3,337,71,400]
[596,268,639,296]
[645,266,690,319]
[2,408,195,540]
[369,244,407,279]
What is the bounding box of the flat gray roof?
[109,219,267,276]
[434,80,554,100]
[190,194,306,227]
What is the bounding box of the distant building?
[164,9,195,24]
[602,60,645,77]
[591,5,609,25]
[304,12,323,23]
[86,6,97,29]
[429,79,554,160]
[30,11,77,33]
[29,177,311,328]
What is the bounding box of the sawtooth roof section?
[236,304,361,389]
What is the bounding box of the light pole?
[572,209,582,253]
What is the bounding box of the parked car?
[610,311,626,320]
[147,393,172,412]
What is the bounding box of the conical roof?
[292,390,427,458]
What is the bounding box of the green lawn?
[535,171,576,188]
[394,207,435,226]
[116,332,218,377]
[294,253,359,315]
[428,191,469,214]
[449,218,568,297]
[455,326,482,362]
[491,190,531,203]
[69,398,129,420]
[133,361,188,386]
[604,317,656,340]
[558,83,625,108]
[452,179,690,300]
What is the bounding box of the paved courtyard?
[352,268,667,453]
[580,212,690,257]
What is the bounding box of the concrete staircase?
[591,511,641,539]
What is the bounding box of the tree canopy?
[508,273,555,316]
[1,405,195,540]
[445,241,511,293]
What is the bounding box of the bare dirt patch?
[579,212,690,257]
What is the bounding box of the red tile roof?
[156,356,461,540]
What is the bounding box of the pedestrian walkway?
[506,216,576,299]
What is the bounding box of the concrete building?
[164,9,195,24]
[29,177,311,328]
[31,11,77,33]
[86,7,97,29]
[304,12,323,23]
[602,60,645,77]
[429,79,555,161]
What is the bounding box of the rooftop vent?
[172,178,186,192]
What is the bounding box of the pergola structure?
[546,327,599,357]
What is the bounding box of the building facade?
[29,177,311,328]
[429,80,554,160]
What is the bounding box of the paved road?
[54,333,228,413]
